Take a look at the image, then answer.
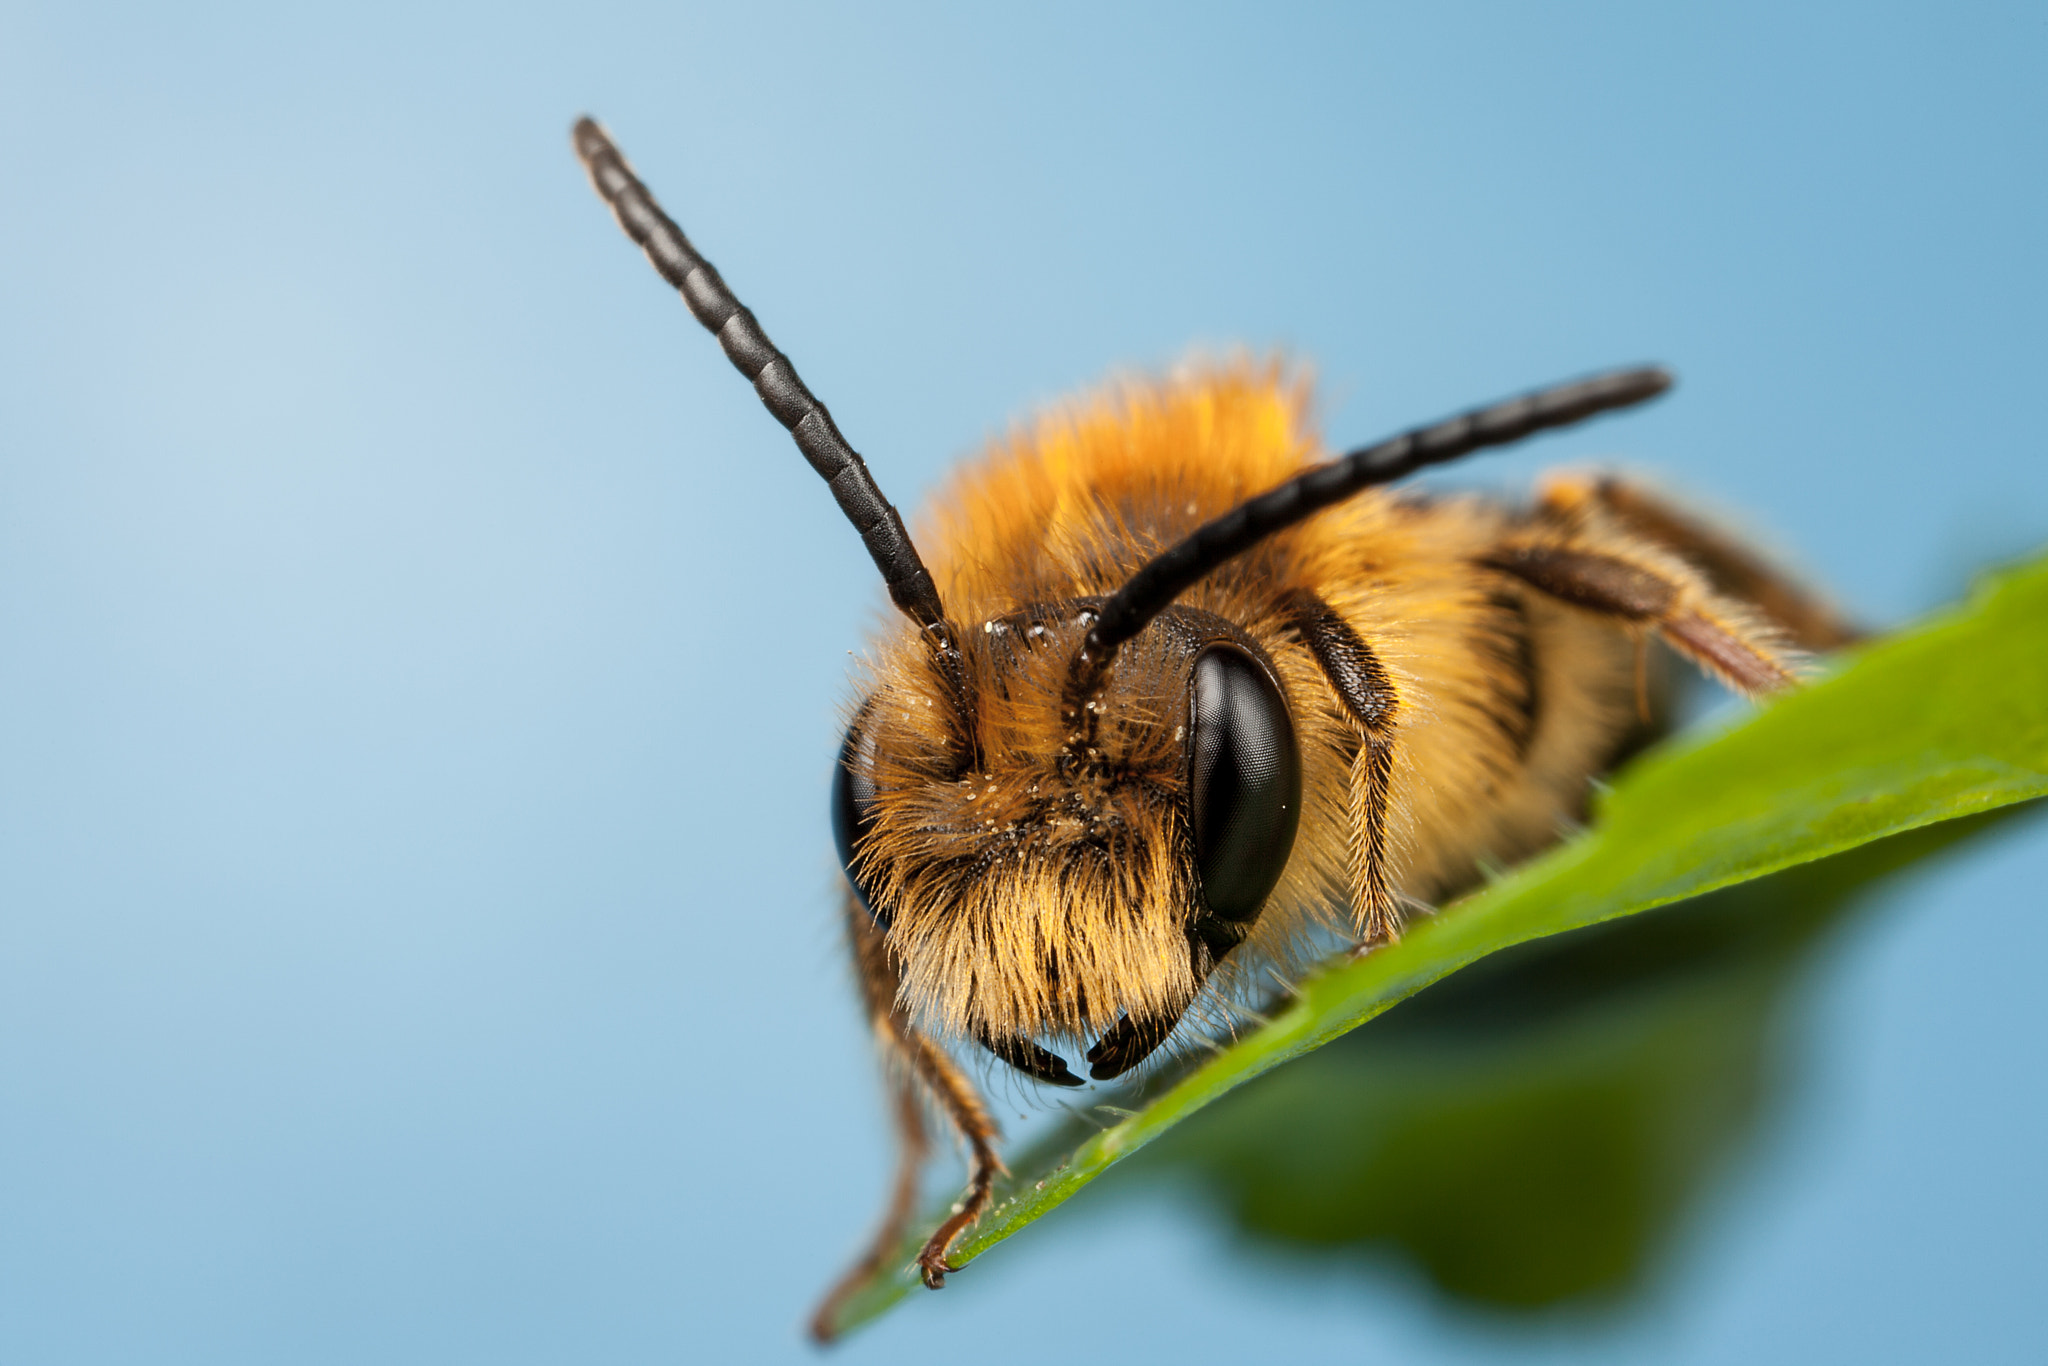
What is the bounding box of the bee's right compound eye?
[831,715,887,927]
[1188,644,1302,926]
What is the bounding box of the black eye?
[831,712,888,927]
[1188,644,1301,925]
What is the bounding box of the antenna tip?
[1630,365,1676,400]
[1582,364,1675,417]
[571,116,611,161]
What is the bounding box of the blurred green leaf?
[823,554,2048,1339]
[1143,807,2026,1308]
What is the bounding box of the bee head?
[833,602,1301,1077]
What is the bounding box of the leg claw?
[1347,930,1396,960]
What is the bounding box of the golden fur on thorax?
[851,364,1672,1046]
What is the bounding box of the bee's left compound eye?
[1188,644,1302,925]
[831,713,887,927]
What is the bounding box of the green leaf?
[820,553,2048,1340]
[1144,805,2029,1307]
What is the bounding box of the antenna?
[572,117,950,633]
[1065,366,1674,718]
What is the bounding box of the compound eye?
[1189,644,1302,925]
[831,713,888,927]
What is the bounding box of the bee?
[570,119,1855,1337]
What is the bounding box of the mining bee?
[570,119,1854,1337]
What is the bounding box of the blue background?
[1,3,2043,1361]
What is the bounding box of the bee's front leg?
[811,892,1003,1340]
[898,1025,1005,1290]
[1283,588,1405,949]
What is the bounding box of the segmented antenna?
[1067,366,1674,714]
[571,117,949,632]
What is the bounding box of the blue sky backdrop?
[1,3,2043,1362]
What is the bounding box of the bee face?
[832,603,1302,1056]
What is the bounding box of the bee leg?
[1486,542,1800,698]
[1539,473,1861,651]
[811,894,1004,1335]
[901,1030,1005,1290]
[807,1070,927,1342]
[1283,589,1403,948]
